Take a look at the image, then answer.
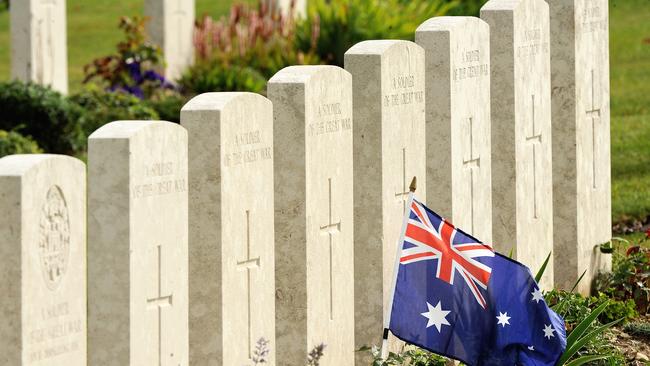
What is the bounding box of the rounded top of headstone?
[345,40,423,57]
[480,0,548,12]
[416,16,489,33]
[0,154,84,177]
[181,92,271,112]
[89,120,186,140]
[268,65,351,85]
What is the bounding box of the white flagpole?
[380,176,417,360]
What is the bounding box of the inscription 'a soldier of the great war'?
[39,185,71,291]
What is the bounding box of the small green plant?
[306,343,326,366]
[83,16,174,99]
[595,234,650,314]
[295,0,457,66]
[623,321,650,338]
[0,129,42,157]
[360,345,449,366]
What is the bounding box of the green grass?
[0,0,647,224]
[609,0,650,223]
[0,0,241,91]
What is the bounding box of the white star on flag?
[528,346,535,351]
[531,288,544,303]
[421,301,451,332]
[496,312,511,327]
[543,324,556,339]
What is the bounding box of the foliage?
[544,290,627,365]
[145,94,187,124]
[595,235,650,314]
[623,321,650,338]
[69,86,160,138]
[252,337,270,365]
[0,129,42,157]
[295,0,457,66]
[83,16,174,99]
[361,345,449,366]
[306,343,326,366]
[181,0,320,94]
[0,81,84,154]
[447,0,487,16]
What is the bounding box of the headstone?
[268,66,354,365]
[547,0,611,293]
[0,154,86,365]
[481,0,553,288]
[277,0,306,17]
[416,17,493,242]
[145,0,195,81]
[181,93,276,365]
[88,121,188,365]
[344,40,426,362]
[11,0,68,93]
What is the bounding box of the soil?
[608,315,650,365]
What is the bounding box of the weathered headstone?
[481,0,553,288]
[547,0,611,293]
[268,66,354,365]
[416,17,493,242]
[344,40,426,362]
[181,93,276,365]
[88,121,188,365]
[145,0,195,81]
[0,154,86,365]
[11,0,68,93]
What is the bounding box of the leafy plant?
[447,0,487,16]
[252,337,270,365]
[181,0,320,94]
[0,128,42,157]
[623,321,650,338]
[595,235,650,314]
[69,86,160,138]
[0,81,84,154]
[306,343,326,366]
[83,16,174,99]
[295,0,458,66]
[360,345,449,366]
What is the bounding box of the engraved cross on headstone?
[395,148,410,211]
[236,210,260,360]
[147,244,174,366]
[463,117,480,234]
[526,94,542,219]
[320,178,341,321]
[585,69,601,189]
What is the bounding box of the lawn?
[0,0,647,225]
[0,0,242,90]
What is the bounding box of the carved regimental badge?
[39,185,70,290]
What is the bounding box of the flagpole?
[380,176,417,360]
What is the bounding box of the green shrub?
[146,94,187,124]
[295,0,457,66]
[70,86,160,138]
[0,81,84,154]
[623,321,650,338]
[0,129,42,157]
[179,64,267,95]
[448,0,487,16]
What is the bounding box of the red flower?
[645,228,650,239]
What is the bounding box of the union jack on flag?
[400,198,495,308]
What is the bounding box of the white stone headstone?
[145,0,195,81]
[344,40,426,362]
[268,66,354,365]
[88,121,188,365]
[547,0,611,293]
[481,0,554,288]
[181,93,276,365]
[416,17,493,242]
[0,154,86,365]
[11,0,68,94]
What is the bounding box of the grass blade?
[569,270,587,294]
[535,252,552,283]
[564,354,610,366]
[558,317,623,365]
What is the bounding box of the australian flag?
[387,196,566,366]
